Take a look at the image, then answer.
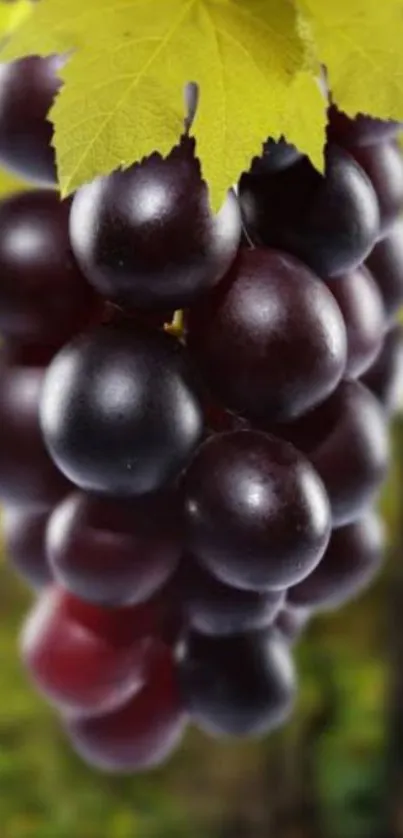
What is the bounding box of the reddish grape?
[324,266,385,378]
[0,191,100,346]
[70,136,241,310]
[288,513,384,609]
[361,325,403,414]
[176,556,285,636]
[239,146,379,277]
[182,430,331,592]
[3,504,53,589]
[0,365,70,504]
[328,104,402,149]
[40,322,204,496]
[47,489,182,607]
[0,56,62,185]
[250,137,302,174]
[21,587,154,716]
[274,604,311,645]
[186,248,347,423]
[65,645,187,772]
[272,380,389,527]
[366,219,403,322]
[179,629,296,737]
[351,141,403,233]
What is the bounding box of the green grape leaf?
[0,165,32,196]
[300,0,403,123]
[1,0,327,209]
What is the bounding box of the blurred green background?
[0,389,401,838]
[0,169,401,838]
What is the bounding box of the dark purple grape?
[46,489,182,607]
[324,266,385,378]
[176,556,285,636]
[350,142,403,233]
[21,587,153,716]
[65,645,187,771]
[0,56,62,185]
[69,137,241,310]
[40,322,204,496]
[327,104,402,149]
[361,325,403,414]
[186,248,347,423]
[182,430,331,592]
[3,504,53,589]
[178,629,296,737]
[366,220,403,322]
[0,191,100,346]
[288,513,384,609]
[250,137,302,175]
[0,364,70,504]
[272,380,389,527]
[239,146,379,277]
[273,604,311,645]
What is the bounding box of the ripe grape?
[0,364,70,504]
[182,430,331,592]
[0,191,100,346]
[366,219,403,321]
[0,56,62,185]
[239,146,379,277]
[186,248,347,423]
[3,504,53,589]
[21,587,155,716]
[47,489,182,607]
[350,141,403,233]
[65,645,187,771]
[361,325,403,414]
[272,380,389,527]
[324,266,385,378]
[176,556,285,636]
[327,104,402,148]
[274,604,311,645]
[40,322,204,496]
[288,513,384,609]
[178,629,296,737]
[249,137,302,174]
[69,136,241,310]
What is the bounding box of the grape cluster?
[0,56,401,773]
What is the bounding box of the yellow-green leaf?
[0,0,32,40]
[1,0,326,209]
[301,0,403,122]
[0,165,32,196]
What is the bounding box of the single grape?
[21,587,157,717]
[176,556,285,636]
[249,137,302,175]
[239,145,380,277]
[186,248,347,423]
[178,629,296,737]
[273,604,311,645]
[0,364,70,504]
[65,645,187,772]
[3,504,53,589]
[288,513,384,609]
[361,325,403,414]
[182,430,331,592]
[70,136,241,310]
[323,266,385,378]
[0,56,62,185]
[40,322,204,496]
[47,489,182,607]
[0,191,100,346]
[271,380,389,527]
[350,141,403,233]
[327,104,402,149]
[366,219,403,322]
